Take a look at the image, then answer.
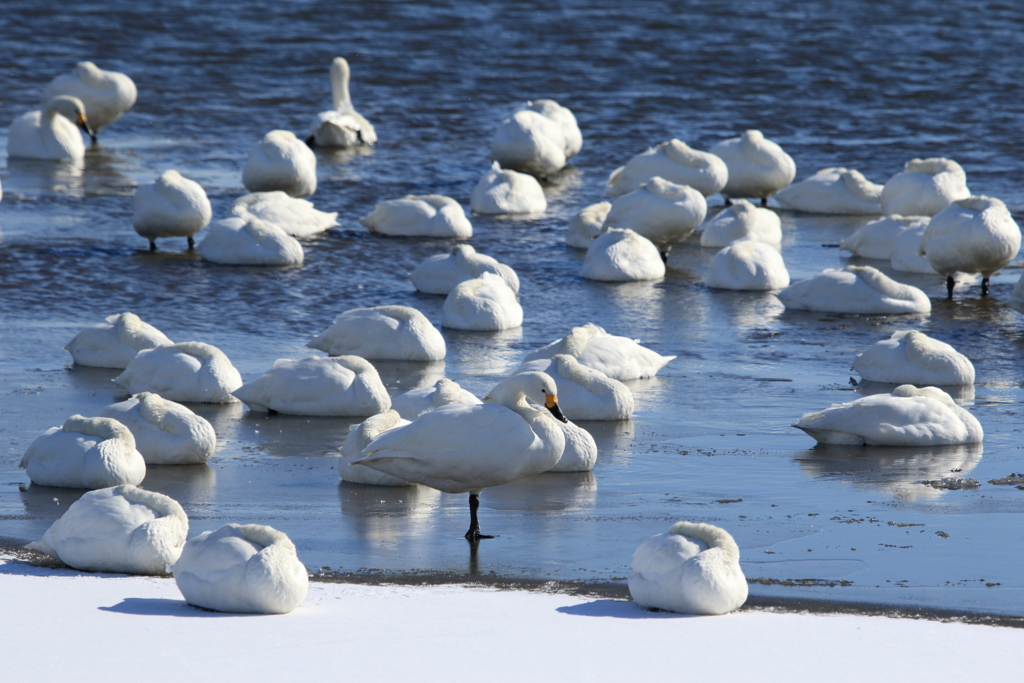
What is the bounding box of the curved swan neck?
[330,57,352,111]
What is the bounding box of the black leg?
[659,249,669,264]
[90,133,98,144]
[187,236,195,250]
[724,198,733,206]
[464,493,494,541]
[946,275,955,300]
[981,277,990,297]
[760,197,769,207]
[149,240,157,252]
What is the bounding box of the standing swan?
[132,170,212,251]
[41,61,136,140]
[242,130,318,198]
[7,96,92,162]
[308,57,377,148]
[710,130,796,205]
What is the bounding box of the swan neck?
[331,61,352,111]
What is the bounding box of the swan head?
[44,95,93,137]
[500,371,567,423]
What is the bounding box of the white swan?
[173,523,308,614]
[523,323,674,380]
[308,306,446,361]
[777,265,931,315]
[565,201,611,249]
[115,342,243,404]
[840,215,929,260]
[582,228,665,282]
[602,177,707,256]
[229,191,337,238]
[338,410,414,486]
[98,393,217,465]
[880,158,970,217]
[706,240,790,291]
[242,130,317,198]
[470,162,547,215]
[234,355,390,417]
[795,385,983,446]
[41,61,136,139]
[699,200,781,248]
[890,222,936,273]
[197,216,304,266]
[28,485,186,575]
[628,521,748,615]
[852,331,975,386]
[919,195,1022,298]
[20,415,146,489]
[441,272,523,331]
[606,139,728,199]
[64,312,173,369]
[709,129,796,203]
[490,99,581,176]
[391,378,482,420]
[360,195,472,239]
[7,96,91,162]
[488,354,633,421]
[773,167,883,215]
[308,57,376,148]
[355,371,568,539]
[410,244,519,295]
[132,170,212,250]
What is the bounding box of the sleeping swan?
[410,244,519,295]
[709,129,796,204]
[602,177,707,258]
[699,200,781,249]
[441,272,523,331]
[337,410,414,485]
[773,167,883,215]
[7,95,92,162]
[242,130,317,198]
[840,215,930,260]
[308,306,446,361]
[197,216,304,266]
[20,415,146,489]
[115,342,243,404]
[391,378,482,420]
[230,191,337,238]
[64,312,173,369]
[582,228,665,282]
[360,195,472,239]
[852,331,975,386]
[307,57,377,148]
[522,323,674,380]
[778,265,931,315]
[490,99,582,177]
[41,61,136,139]
[565,201,612,249]
[132,170,212,251]
[470,162,547,215]
[880,157,970,217]
[706,240,790,291]
[99,393,217,465]
[606,139,728,199]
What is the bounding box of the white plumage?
[308,57,377,148]
[840,215,929,260]
[391,378,482,420]
[197,216,304,266]
[470,162,547,215]
[99,393,217,465]
[777,265,931,315]
[132,170,212,250]
[242,130,317,198]
[852,331,975,386]
[565,201,611,249]
[410,244,519,295]
[706,240,790,291]
[602,177,707,254]
[360,195,472,239]
[338,410,414,486]
[115,342,243,404]
[522,323,674,381]
[709,129,796,202]
[490,99,582,177]
[890,222,936,274]
[229,191,337,238]
[308,306,446,361]
[20,415,146,489]
[773,167,883,215]
[64,312,173,369]
[7,96,90,162]
[582,228,665,282]
[880,158,970,217]
[441,272,523,331]
[41,61,136,137]
[606,139,728,199]
[699,200,781,248]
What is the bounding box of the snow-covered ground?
[4,559,1020,682]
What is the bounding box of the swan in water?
[410,244,519,295]
[355,371,568,540]
[229,191,337,238]
[132,170,212,251]
[490,99,581,177]
[606,139,728,199]
[918,195,1021,298]
[565,201,611,249]
[470,162,547,215]
[602,177,707,258]
[173,523,308,614]
[706,239,790,291]
[197,216,304,266]
[20,415,146,489]
[98,393,217,465]
[522,323,674,381]
[709,129,796,204]
[41,61,136,140]
[27,485,187,575]
[7,95,92,162]
[773,167,883,214]
[582,228,665,282]
[699,200,781,249]
[360,195,472,239]
[840,215,929,260]
[115,342,243,404]
[338,410,414,485]
[308,306,446,361]
[778,265,931,315]
[880,158,970,217]
[307,57,377,148]
[488,354,633,421]
[64,312,173,369]
[629,521,748,615]
[242,130,317,198]
[795,385,983,446]
[890,222,936,274]
[852,331,975,386]
[391,378,482,420]
[441,272,523,331]
[234,355,390,417]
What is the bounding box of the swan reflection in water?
[482,470,597,512]
[140,463,217,505]
[374,360,447,395]
[337,481,441,542]
[20,483,88,519]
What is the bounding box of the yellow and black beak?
[544,392,568,423]
[76,112,94,138]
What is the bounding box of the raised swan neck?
[330,57,352,112]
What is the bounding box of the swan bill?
[544,392,568,423]
[76,112,94,138]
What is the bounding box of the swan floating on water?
[490,99,581,177]
[64,312,173,369]
[629,521,748,615]
[606,139,728,199]
[773,167,883,215]
[197,216,304,266]
[20,415,146,489]
[706,239,790,291]
[603,177,707,257]
[308,306,446,361]
[99,393,217,465]
[880,158,970,217]
[523,323,674,380]
[242,130,318,198]
[28,485,187,575]
[565,201,611,249]
[41,61,136,140]
[307,57,377,148]
[173,523,308,614]
[699,200,781,249]
[234,355,390,417]
[7,96,92,162]
[470,162,547,215]
[132,170,212,251]
[840,215,929,260]
[441,272,523,331]
[115,342,243,404]
[391,378,482,420]
[852,331,975,386]
[360,195,472,239]
[777,265,931,315]
[582,228,665,282]
[229,191,337,238]
[795,385,983,446]
[410,244,519,295]
[709,130,796,204]
[355,371,568,540]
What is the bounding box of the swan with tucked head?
[880,157,970,217]
[41,61,136,140]
[773,167,883,215]
[607,139,728,199]
[308,57,377,148]
[7,96,92,162]
[582,228,665,282]
[410,244,519,295]
[778,265,931,315]
[470,162,547,215]
[242,130,318,198]
[133,170,212,251]
[20,415,146,489]
[490,99,582,177]
[709,129,796,205]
